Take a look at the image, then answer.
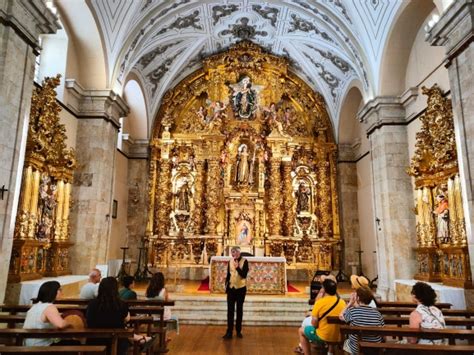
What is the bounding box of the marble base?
[395,279,467,309]
[5,275,89,305]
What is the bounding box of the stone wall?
[0,0,58,302]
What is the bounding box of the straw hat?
[350,275,369,289]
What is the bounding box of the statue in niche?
[433,194,449,244]
[37,175,57,240]
[176,181,192,212]
[234,144,251,184]
[230,76,258,119]
[237,222,249,245]
[295,181,311,213]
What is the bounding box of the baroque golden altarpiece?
[9,75,76,282]
[146,42,341,272]
[408,85,471,288]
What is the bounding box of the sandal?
[294,345,304,354]
[140,335,158,352]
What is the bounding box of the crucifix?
[0,185,8,200]
[355,249,364,276]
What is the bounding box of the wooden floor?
[167,325,298,355]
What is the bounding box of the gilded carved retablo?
[146,41,340,274]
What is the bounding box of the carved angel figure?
[263,103,291,138]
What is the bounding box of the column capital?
[427,0,474,59]
[65,79,129,129]
[0,0,59,52]
[357,96,406,136]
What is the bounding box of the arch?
[55,0,108,89]
[378,0,436,96]
[338,85,364,146]
[123,74,149,141]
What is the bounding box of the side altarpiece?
[146,42,341,272]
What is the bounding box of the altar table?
[209,256,287,294]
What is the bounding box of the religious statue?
[263,103,291,138]
[177,181,192,212]
[235,144,251,184]
[37,176,57,240]
[230,76,258,119]
[295,182,311,213]
[433,194,449,244]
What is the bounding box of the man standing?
[223,246,249,339]
[79,268,101,299]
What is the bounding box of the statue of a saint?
[230,76,258,119]
[177,181,192,212]
[295,182,310,213]
[235,145,250,184]
[433,194,449,244]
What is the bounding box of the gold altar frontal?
[146,42,341,275]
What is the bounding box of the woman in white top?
[23,281,72,346]
[146,272,178,333]
[409,281,446,345]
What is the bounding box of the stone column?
[338,144,361,274]
[0,0,58,301]
[358,97,416,300]
[428,0,474,277]
[65,80,129,274]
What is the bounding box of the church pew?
[375,301,451,309]
[307,298,451,309]
[0,328,133,354]
[54,298,175,306]
[0,345,107,354]
[359,341,474,354]
[327,315,474,329]
[376,307,474,318]
[339,324,474,345]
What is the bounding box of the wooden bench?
[339,324,474,345]
[377,307,474,318]
[54,298,175,306]
[307,299,451,309]
[0,328,133,354]
[359,341,474,354]
[327,315,474,329]
[0,345,106,354]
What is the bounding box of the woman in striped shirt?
[339,286,384,354]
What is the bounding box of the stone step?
[170,295,310,326]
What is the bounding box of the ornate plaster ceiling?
[87,0,402,134]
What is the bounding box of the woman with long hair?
[23,281,76,346]
[146,272,178,333]
[86,277,155,354]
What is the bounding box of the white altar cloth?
[394,279,466,309]
[209,256,287,294]
[15,275,89,305]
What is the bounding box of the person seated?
[79,268,101,299]
[409,281,446,345]
[86,277,157,355]
[146,272,179,333]
[298,279,346,355]
[23,281,79,346]
[295,275,337,354]
[119,275,137,300]
[339,286,384,354]
[350,274,377,307]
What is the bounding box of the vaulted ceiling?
[85,0,403,132]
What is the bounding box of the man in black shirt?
[223,246,249,339]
